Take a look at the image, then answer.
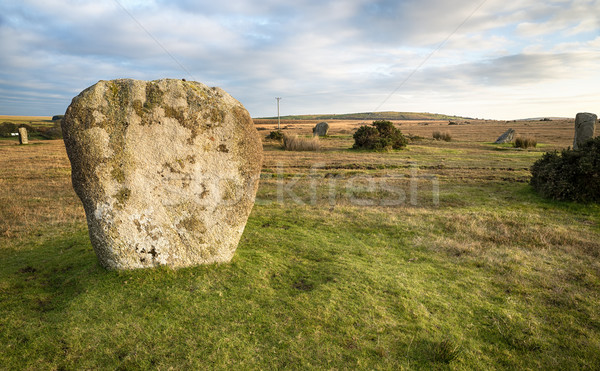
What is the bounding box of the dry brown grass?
[282,134,320,151]
[432,131,452,141]
[0,115,54,132]
[0,115,52,122]
[1,116,599,370]
[514,136,537,148]
[0,139,84,240]
[254,118,575,148]
[0,116,580,241]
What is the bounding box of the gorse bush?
[353,120,407,151]
[266,130,284,141]
[283,134,320,151]
[514,136,537,148]
[38,122,63,139]
[0,122,18,137]
[0,122,36,138]
[432,131,452,141]
[0,122,63,140]
[530,137,600,202]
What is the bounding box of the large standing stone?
[494,128,515,144]
[573,112,597,150]
[18,127,28,145]
[312,121,329,136]
[62,79,263,270]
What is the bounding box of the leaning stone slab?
[494,128,515,144]
[62,79,262,270]
[18,127,28,145]
[312,121,329,136]
[573,112,597,150]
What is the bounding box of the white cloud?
[0,0,599,118]
[515,0,600,38]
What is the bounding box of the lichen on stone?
[62,78,263,270]
[143,82,163,114]
[111,166,125,183]
[114,187,131,207]
[177,216,206,233]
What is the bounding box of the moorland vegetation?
[0,117,598,369]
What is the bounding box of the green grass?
[2,201,599,369]
[1,134,600,369]
[0,117,61,141]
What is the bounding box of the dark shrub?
[0,122,38,138]
[266,130,284,141]
[353,125,379,148]
[1,121,63,140]
[353,120,407,151]
[38,122,63,139]
[530,137,600,202]
[0,122,18,137]
[52,115,64,121]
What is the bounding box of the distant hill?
[257,111,470,121]
[515,117,570,121]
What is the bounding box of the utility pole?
[276,97,281,131]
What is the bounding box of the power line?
[276,97,282,130]
[274,0,488,115]
[114,0,486,115]
[371,0,488,113]
[112,0,195,81]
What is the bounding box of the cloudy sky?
[1,0,599,119]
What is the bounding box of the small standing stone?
[18,127,28,145]
[494,128,515,144]
[312,121,329,136]
[573,112,597,150]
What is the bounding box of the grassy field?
[1,118,599,369]
[0,115,61,141]
[0,115,54,127]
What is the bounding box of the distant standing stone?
[573,112,597,150]
[18,127,28,145]
[62,79,263,270]
[494,128,515,144]
[312,121,329,136]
